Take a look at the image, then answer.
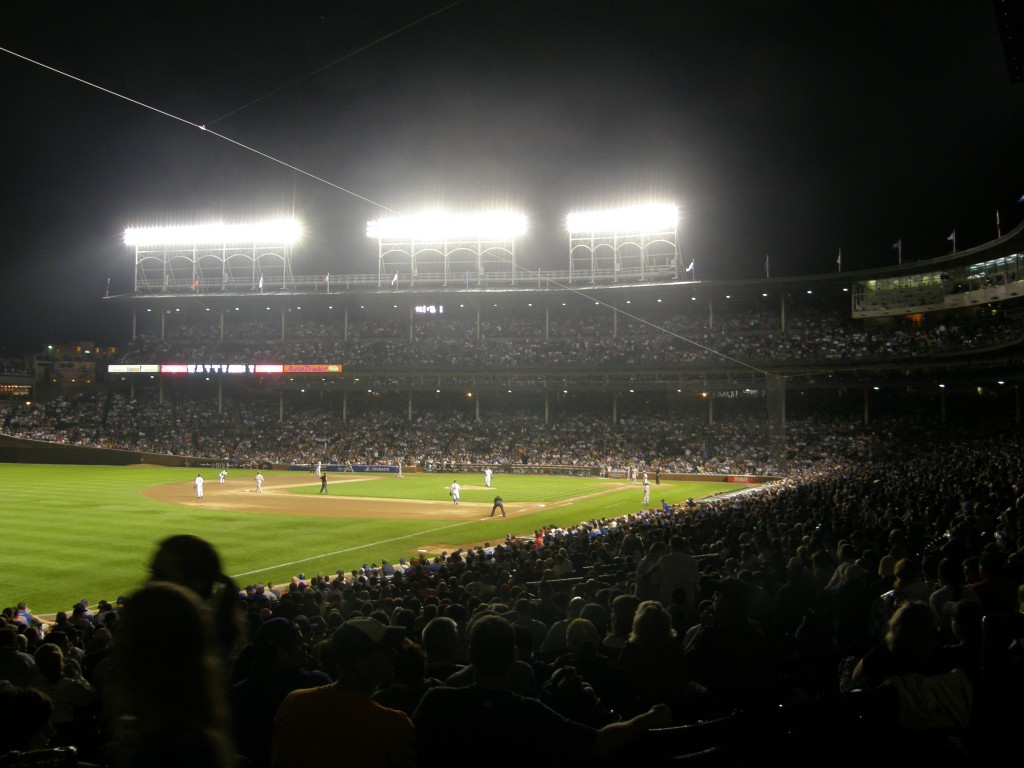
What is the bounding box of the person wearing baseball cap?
[271,617,414,767]
[231,618,330,768]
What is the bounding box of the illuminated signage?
[107,364,160,373]
[283,364,343,374]
[161,364,256,374]
[109,364,343,375]
[414,305,444,315]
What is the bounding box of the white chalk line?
[231,518,480,578]
[230,479,644,578]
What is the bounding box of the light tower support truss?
[568,228,679,284]
[376,237,519,288]
[126,219,301,294]
[566,204,680,284]
[132,243,295,294]
[369,211,527,288]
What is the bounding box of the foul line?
[231,518,479,578]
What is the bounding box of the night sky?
[2,1,1022,354]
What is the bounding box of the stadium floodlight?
[366,210,528,241]
[124,218,303,247]
[566,203,679,235]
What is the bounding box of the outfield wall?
[0,436,776,488]
[0,435,189,467]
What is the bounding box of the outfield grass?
[0,464,737,614]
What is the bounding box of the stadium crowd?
[4,392,871,474]
[119,302,1024,370]
[1,413,1022,766]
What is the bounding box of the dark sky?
[1,1,1022,354]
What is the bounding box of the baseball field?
[0,463,738,615]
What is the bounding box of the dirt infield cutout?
[144,473,542,520]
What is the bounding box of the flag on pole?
[323,273,329,284]
[892,239,902,264]
[764,254,770,279]
[391,272,398,286]
[685,260,694,273]
[192,278,199,291]
[947,230,957,254]
[836,249,842,272]
[996,210,1001,238]
[258,274,263,291]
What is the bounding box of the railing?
[131,264,682,295]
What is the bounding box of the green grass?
[0,464,738,615]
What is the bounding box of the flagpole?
[837,248,842,273]
[765,254,770,279]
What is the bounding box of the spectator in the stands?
[413,614,670,768]
[230,618,331,768]
[0,626,35,687]
[271,617,415,768]
[150,534,247,662]
[616,601,692,715]
[106,582,236,768]
[0,686,57,754]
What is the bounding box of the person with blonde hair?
[616,601,690,714]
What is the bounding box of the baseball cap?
[331,617,406,662]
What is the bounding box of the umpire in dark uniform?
[490,495,506,517]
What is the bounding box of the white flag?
[258,275,263,290]
[391,272,398,286]
[685,260,694,272]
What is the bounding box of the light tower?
[367,209,528,288]
[124,217,302,294]
[566,203,680,283]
